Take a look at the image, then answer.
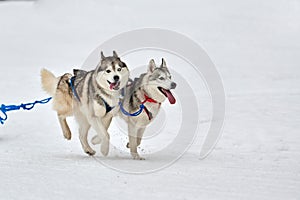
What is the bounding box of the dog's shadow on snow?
[53,153,97,163]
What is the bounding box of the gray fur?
[41,51,129,157]
[118,58,177,160]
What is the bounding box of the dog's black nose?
[113,75,120,82]
[171,82,177,89]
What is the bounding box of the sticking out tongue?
[162,88,176,104]
[109,82,120,90]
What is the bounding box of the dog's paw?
[91,135,102,145]
[136,156,145,160]
[100,141,109,157]
[64,135,71,140]
[131,153,145,160]
[62,129,72,140]
[63,133,71,140]
[85,149,96,156]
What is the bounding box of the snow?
[0,0,300,199]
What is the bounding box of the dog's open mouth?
[158,87,176,104]
[107,80,120,90]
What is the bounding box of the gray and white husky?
[41,51,129,156]
[119,58,176,160]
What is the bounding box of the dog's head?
[144,59,177,104]
[95,51,129,92]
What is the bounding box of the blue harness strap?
[70,75,115,113]
[101,97,115,113]
[119,101,145,117]
[70,76,81,102]
[119,94,159,120]
[0,97,52,125]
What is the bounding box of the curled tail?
[40,68,73,140]
[40,68,58,96]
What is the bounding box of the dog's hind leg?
[77,115,95,156]
[58,114,72,140]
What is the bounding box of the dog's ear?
[161,58,167,68]
[113,50,119,58]
[148,59,156,73]
[100,51,105,60]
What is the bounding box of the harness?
[140,94,161,120]
[70,76,159,119]
[119,93,161,121]
[70,76,81,102]
[70,76,114,114]
[101,97,115,113]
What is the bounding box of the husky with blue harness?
[40,51,129,156]
[93,58,177,160]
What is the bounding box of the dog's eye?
[117,68,122,72]
[159,77,165,80]
[106,70,111,73]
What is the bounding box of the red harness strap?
[141,94,161,120]
[141,94,157,104]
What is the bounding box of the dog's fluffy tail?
[40,68,58,96]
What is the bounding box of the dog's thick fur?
[41,51,129,156]
[120,59,176,159]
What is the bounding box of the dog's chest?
[93,97,119,117]
[144,102,161,118]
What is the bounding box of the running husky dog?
[40,51,129,156]
[119,58,176,160]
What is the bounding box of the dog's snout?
[171,82,177,89]
[113,75,120,82]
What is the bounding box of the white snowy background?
[0,0,299,199]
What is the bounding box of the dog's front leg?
[90,118,110,156]
[126,127,145,148]
[136,127,146,147]
[74,112,95,156]
[91,115,112,145]
[128,122,145,160]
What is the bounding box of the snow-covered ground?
[0,0,299,199]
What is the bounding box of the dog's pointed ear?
[148,59,156,73]
[100,51,105,60]
[113,50,119,58]
[161,58,167,68]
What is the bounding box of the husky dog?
[120,58,176,160]
[41,51,129,156]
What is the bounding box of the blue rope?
[119,101,144,117]
[0,97,52,125]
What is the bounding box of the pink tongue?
[110,83,116,90]
[164,89,176,104]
